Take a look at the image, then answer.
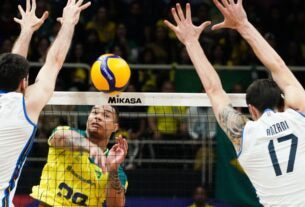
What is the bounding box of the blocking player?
[165,2,305,206]
[31,105,128,207]
[0,0,90,206]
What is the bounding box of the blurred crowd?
[0,0,304,92]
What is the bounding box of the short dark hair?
[246,79,284,112]
[0,53,29,91]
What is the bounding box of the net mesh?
[15,92,246,206]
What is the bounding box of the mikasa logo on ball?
[108,96,142,104]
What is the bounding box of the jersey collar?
[263,108,274,113]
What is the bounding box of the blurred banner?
[215,126,261,207]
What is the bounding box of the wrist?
[236,20,251,33]
[184,39,200,48]
[20,28,34,36]
[61,19,77,27]
[108,164,119,172]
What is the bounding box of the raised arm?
[12,0,49,57]
[49,126,107,173]
[212,0,305,111]
[106,136,128,207]
[164,3,248,153]
[25,0,91,123]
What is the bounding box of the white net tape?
[49,92,247,107]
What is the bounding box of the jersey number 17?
[268,134,298,176]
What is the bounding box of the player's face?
[86,105,118,140]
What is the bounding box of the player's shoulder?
[52,126,86,136]
[284,108,305,116]
[48,126,87,146]
[0,91,23,102]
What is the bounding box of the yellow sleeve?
[47,126,71,146]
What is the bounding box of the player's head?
[86,105,119,143]
[246,79,284,120]
[0,53,29,93]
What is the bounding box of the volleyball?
[90,54,131,93]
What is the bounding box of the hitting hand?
[107,135,128,172]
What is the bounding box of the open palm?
[164,3,211,45]
[14,0,49,32]
[107,136,128,172]
[212,0,248,30]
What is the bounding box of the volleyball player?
[31,105,128,207]
[165,3,305,206]
[0,0,90,206]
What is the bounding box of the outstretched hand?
[57,0,91,25]
[14,0,49,32]
[164,3,211,45]
[212,0,248,31]
[107,135,128,172]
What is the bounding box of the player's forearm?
[11,29,34,57]
[185,40,229,104]
[185,40,224,95]
[106,171,125,207]
[50,130,91,152]
[237,22,284,72]
[45,22,75,69]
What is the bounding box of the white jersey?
[238,109,305,206]
[0,92,37,207]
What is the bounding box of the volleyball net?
[15,92,247,206]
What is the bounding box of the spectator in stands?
[69,42,88,63]
[187,186,214,207]
[31,36,50,63]
[285,41,303,66]
[34,0,53,37]
[146,25,174,64]
[0,1,18,38]
[66,42,89,91]
[108,23,139,62]
[147,80,187,159]
[108,44,128,60]
[86,6,116,45]
[187,100,216,141]
[49,22,61,42]
[135,47,158,92]
[0,38,13,54]
[85,29,104,63]
[178,46,192,65]
[187,89,216,171]
[211,45,227,66]
[123,1,145,45]
[118,84,146,170]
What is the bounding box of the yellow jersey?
[147,106,186,134]
[31,126,128,206]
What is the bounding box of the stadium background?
[1,0,304,206]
